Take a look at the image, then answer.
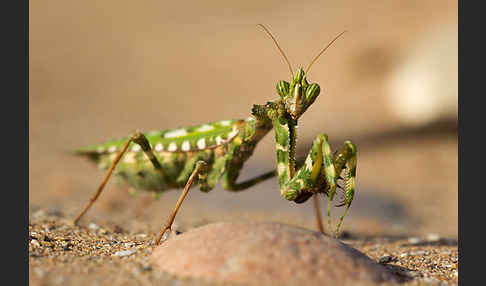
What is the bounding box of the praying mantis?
[73,25,357,245]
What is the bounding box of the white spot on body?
[276,143,288,152]
[277,163,288,176]
[215,136,223,145]
[220,120,232,126]
[164,129,187,138]
[168,142,177,152]
[197,138,206,149]
[155,143,164,151]
[305,156,313,170]
[181,141,191,151]
[196,124,214,132]
[124,152,136,163]
[282,123,290,132]
[108,146,117,153]
[132,145,141,152]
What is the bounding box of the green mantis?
[73,25,357,245]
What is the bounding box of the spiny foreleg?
[331,140,357,236]
[275,133,338,234]
[273,129,356,236]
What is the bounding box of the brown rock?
[150,222,400,286]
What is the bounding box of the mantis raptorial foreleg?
[271,111,357,236]
[332,141,357,235]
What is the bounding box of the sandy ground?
[29,211,458,285]
[30,0,457,284]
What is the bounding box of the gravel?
[29,212,458,285]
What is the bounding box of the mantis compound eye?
[276,80,290,99]
[305,83,320,105]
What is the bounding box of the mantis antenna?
[258,24,295,78]
[305,30,347,75]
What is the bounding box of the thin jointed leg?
[155,161,208,245]
[74,131,166,225]
[222,169,277,191]
[313,194,325,234]
[74,138,132,225]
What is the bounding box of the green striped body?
[74,24,359,238]
[75,66,357,237]
[76,119,260,192]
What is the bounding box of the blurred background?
[30,0,457,238]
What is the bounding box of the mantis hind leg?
[73,131,168,225]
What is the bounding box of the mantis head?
[276,68,320,120]
[257,24,346,121]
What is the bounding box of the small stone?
[32,209,46,219]
[46,207,63,217]
[113,249,136,257]
[113,225,125,233]
[40,241,52,247]
[30,239,40,248]
[426,233,440,242]
[88,223,99,230]
[140,263,152,272]
[423,277,440,283]
[378,255,394,264]
[151,222,401,285]
[408,237,422,244]
[409,250,428,256]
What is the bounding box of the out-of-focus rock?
[151,222,401,286]
[386,23,457,127]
